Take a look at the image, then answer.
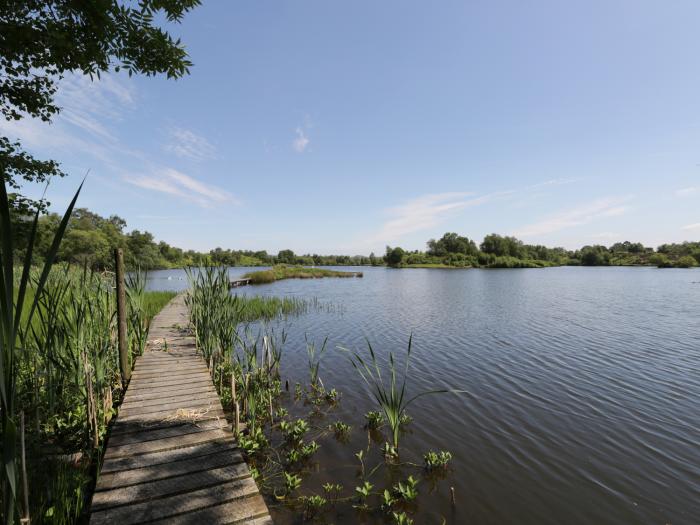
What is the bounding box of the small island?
[243,265,363,284]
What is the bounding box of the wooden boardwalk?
[90,294,271,525]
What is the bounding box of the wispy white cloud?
[292,126,310,153]
[164,127,217,161]
[676,186,699,197]
[57,74,136,140]
[123,168,237,207]
[0,73,138,168]
[513,197,631,237]
[365,191,508,246]
[681,222,700,231]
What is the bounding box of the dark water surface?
[146,266,700,524]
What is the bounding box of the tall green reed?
[342,335,448,451]
[305,335,328,388]
[1,177,81,524]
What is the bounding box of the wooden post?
[115,248,130,386]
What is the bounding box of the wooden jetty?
[229,278,251,288]
[90,294,271,525]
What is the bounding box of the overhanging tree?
[0,0,201,208]
[0,2,201,522]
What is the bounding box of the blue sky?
[5,0,700,254]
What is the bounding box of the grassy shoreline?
[243,265,363,284]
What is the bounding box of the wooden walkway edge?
[90,294,272,525]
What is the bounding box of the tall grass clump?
[1,177,176,523]
[1,177,81,524]
[305,335,328,388]
[342,335,447,451]
[186,267,302,438]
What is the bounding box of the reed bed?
[243,265,363,284]
[187,267,457,525]
[6,263,173,523]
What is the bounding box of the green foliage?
[39,459,89,525]
[286,440,319,463]
[244,265,362,284]
[427,232,478,257]
[277,249,297,265]
[322,482,343,502]
[381,488,396,509]
[382,442,399,462]
[306,335,328,387]
[355,480,373,500]
[423,450,452,469]
[1,173,82,524]
[677,255,697,268]
[284,472,302,494]
[392,511,414,525]
[390,231,700,269]
[392,475,419,502]
[331,421,351,439]
[2,0,201,211]
[238,427,269,456]
[384,246,405,267]
[280,418,309,444]
[480,234,524,257]
[343,336,448,450]
[579,245,611,266]
[324,388,340,404]
[299,494,327,520]
[365,410,385,429]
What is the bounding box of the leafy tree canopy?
[427,232,478,257]
[384,246,405,267]
[1,0,201,207]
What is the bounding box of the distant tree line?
[9,205,379,270]
[10,206,700,270]
[384,232,700,269]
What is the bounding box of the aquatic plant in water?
[424,450,452,470]
[342,335,448,450]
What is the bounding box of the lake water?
[146,266,700,524]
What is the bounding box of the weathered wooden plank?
[124,381,216,402]
[131,366,210,378]
[117,400,223,422]
[100,439,238,474]
[123,379,214,398]
[119,394,223,416]
[120,389,219,410]
[149,494,270,525]
[109,410,228,437]
[90,294,270,524]
[91,462,252,510]
[124,375,213,391]
[137,352,199,360]
[104,426,231,459]
[106,418,227,447]
[90,477,260,525]
[96,449,244,491]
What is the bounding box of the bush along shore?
[188,266,460,524]
[12,204,700,271]
[384,233,700,269]
[243,265,363,284]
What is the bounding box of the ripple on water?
[146,266,700,524]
